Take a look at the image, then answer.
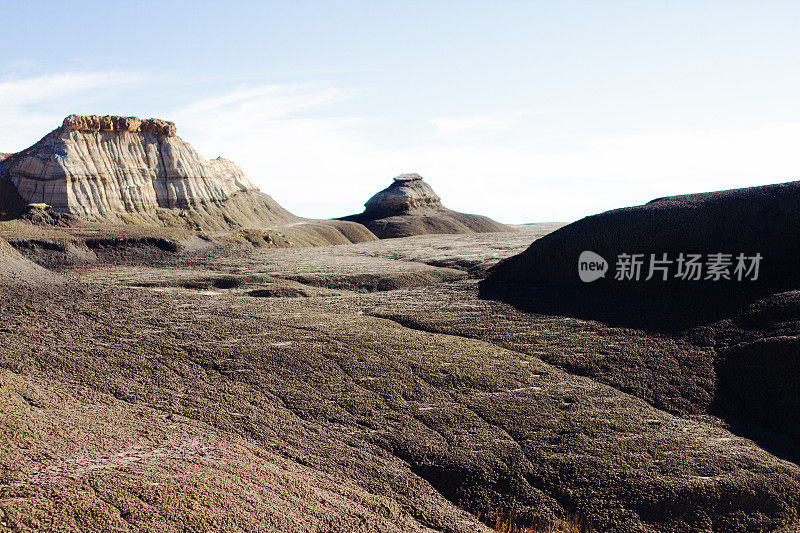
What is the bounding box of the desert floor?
[2,225,800,532]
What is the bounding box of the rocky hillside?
[3,227,800,532]
[0,115,377,245]
[484,180,800,300]
[341,174,512,238]
[0,115,262,219]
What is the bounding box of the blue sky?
[2,1,800,222]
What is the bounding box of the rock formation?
[61,114,178,136]
[341,173,512,238]
[363,173,443,213]
[0,115,377,244]
[483,180,800,297]
[0,115,258,219]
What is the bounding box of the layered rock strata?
[0,115,256,218]
[341,173,512,238]
[363,173,443,214]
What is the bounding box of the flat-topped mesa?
[62,115,177,136]
[364,173,442,214]
[0,114,264,220]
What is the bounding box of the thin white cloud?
[2,73,799,224]
[0,71,144,106]
[173,83,800,223]
[430,109,531,138]
[0,71,147,151]
[169,82,383,216]
[173,82,358,129]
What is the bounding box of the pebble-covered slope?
[0,237,56,284]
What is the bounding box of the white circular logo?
[578,251,608,282]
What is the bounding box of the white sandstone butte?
[2,115,258,218]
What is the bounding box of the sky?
[1,1,799,223]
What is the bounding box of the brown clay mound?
[341,173,512,238]
[0,238,57,284]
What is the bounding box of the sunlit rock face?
[363,173,443,214]
[61,114,178,136]
[341,173,513,238]
[1,115,257,218]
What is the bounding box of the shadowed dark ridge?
[0,152,27,220]
[474,179,800,480]
[0,237,57,284]
[481,180,800,328]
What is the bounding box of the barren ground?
[2,224,800,532]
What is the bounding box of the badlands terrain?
[341,174,511,238]
[2,116,800,532]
